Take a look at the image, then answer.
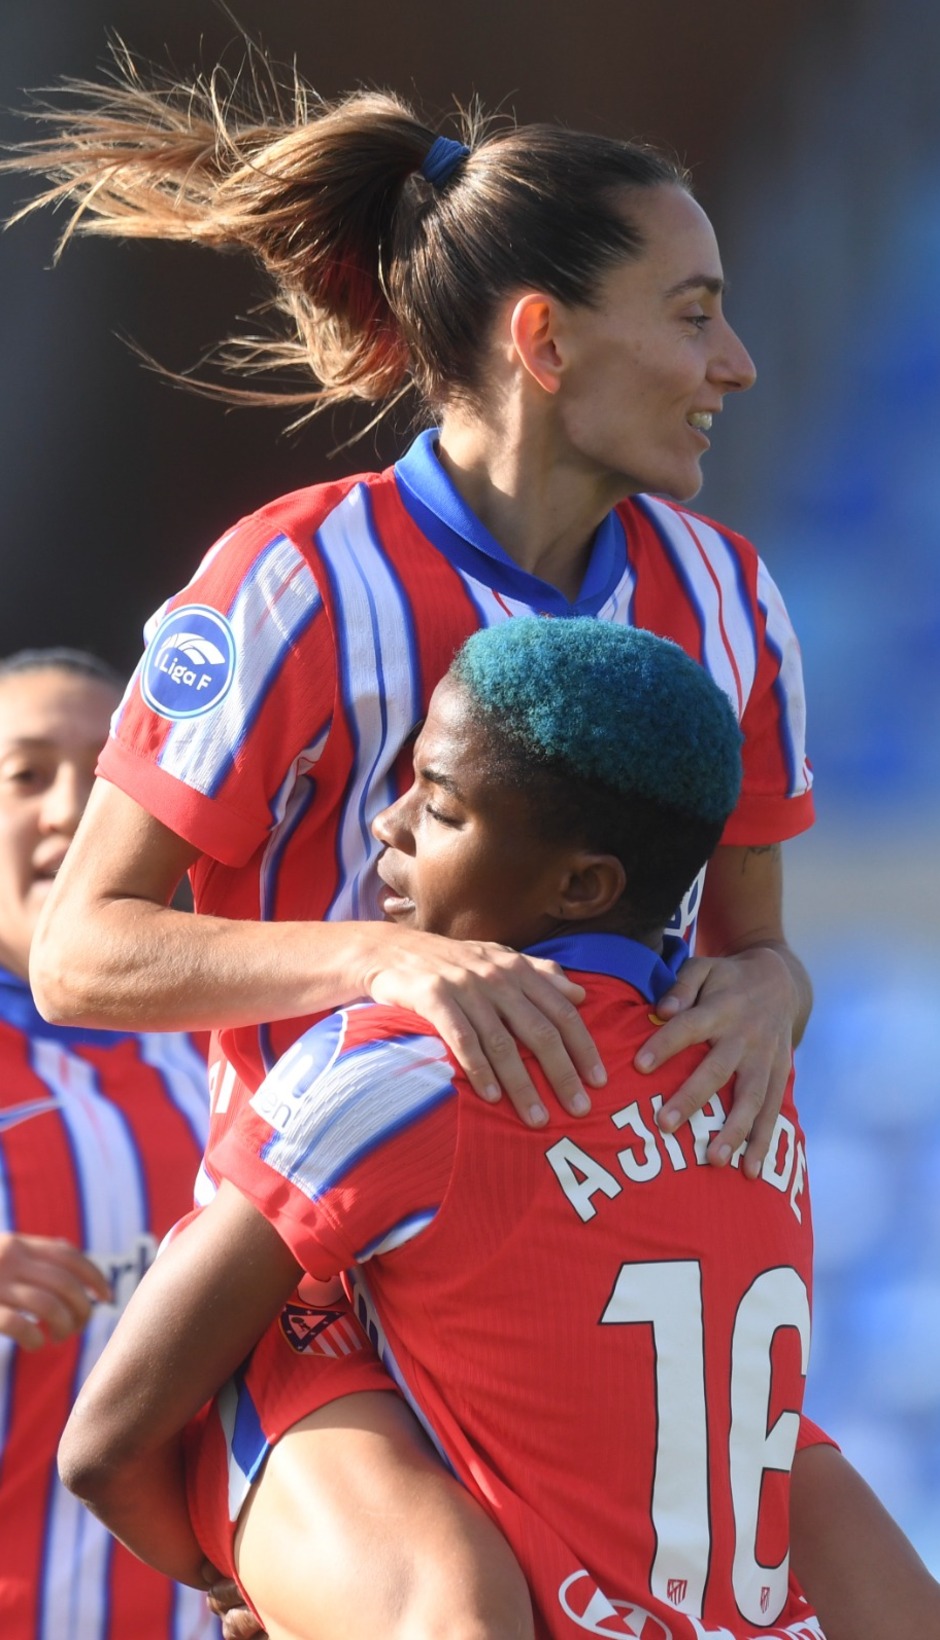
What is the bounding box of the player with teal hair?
[60,618,940,1640]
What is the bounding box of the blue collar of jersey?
[0,963,131,1049]
[394,429,628,616]
[525,931,688,1006]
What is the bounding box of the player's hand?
[204,1572,267,1639]
[635,946,799,1179]
[360,927,605,1125]
[0,1232,112,1349]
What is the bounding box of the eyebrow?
[664,274,727,299]
[419,764,464,800]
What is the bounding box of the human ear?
[555,854,626,921]
[508,294,564,395]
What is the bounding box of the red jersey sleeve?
[796,1415,840,1453]
[212,1006,460,1279]
[722,556,814,847]
[99,493,342,867]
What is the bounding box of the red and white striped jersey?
[215,931,823,1640]
[0,967,216,1640]
[99,431,814,1158]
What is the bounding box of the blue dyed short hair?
[451,619,741,825]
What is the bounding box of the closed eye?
[425,802,462,828]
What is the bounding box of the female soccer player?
[9,51,814,1634]
[61,620,940,1640]
[0,649,215,1638]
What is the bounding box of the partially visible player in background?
[0,649,218,1639]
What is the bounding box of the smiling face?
[0,668,117,979]
[549,184,756,502]
[372,676,584,948]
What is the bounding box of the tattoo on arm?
[738,843,780,874]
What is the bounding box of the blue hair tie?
[420,135,470,188]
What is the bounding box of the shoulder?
[249,1004,457,1161]
[618,493,761,570]
[245,466,388,546]
[259,1002,454,1105]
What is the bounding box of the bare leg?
[234,1391,534,1640]
[790,1442,940,1640]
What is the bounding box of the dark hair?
[0,647,123,690]
[4,48,686,420]
[450,620,742,937]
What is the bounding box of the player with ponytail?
[6,46,822,1637]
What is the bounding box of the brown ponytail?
[4,46,687,420]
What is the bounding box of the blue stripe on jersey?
[253,1028,455,1202]
[395,429,629,615]
[637,497,761,713]
[0,1145,18,1459]
[634,494,708,642]
[210,537,324,802]
[314,484,422,923]
[355,1207,438,1263]
[756,601,799,795]
[258,775,319,1073]
[136,1033,210,1155]
[338,497,390,920]
[229,1365,269,1489]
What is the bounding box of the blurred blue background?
[2,0,938,1580]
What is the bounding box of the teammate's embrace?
[59,618,938,1640]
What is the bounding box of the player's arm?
[0,1231,111,1349]
[638,840,812,1178]
[58,1183,302,1587]
[30,778,602,1123]
[790,1441,940,1638]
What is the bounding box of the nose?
[710,319,757,396]
[39,762,91,839]
[372,788,416,853]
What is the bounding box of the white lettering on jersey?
[547,1103,805,1223]
[544,1137,622,1222]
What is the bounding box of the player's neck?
[436,413,625,602]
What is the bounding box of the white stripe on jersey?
[756,560,813,798]
[217,1376,256,1529]
[137,1032,210,1153]
[0,1147,14,1452]
[593,564,638,626]
[153,535,323,795]
[28,1040,151,1639]
[356,1208,437,1261]
[640,498,759,717]
[252,1028,454,1203]
[316,486,424,921]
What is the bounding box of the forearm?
[697,841,812,1044]
[31,892,393,1031]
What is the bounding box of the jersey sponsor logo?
[90,1232,158,1309]
[558,1572,672,1638]
[140,604,236,719]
